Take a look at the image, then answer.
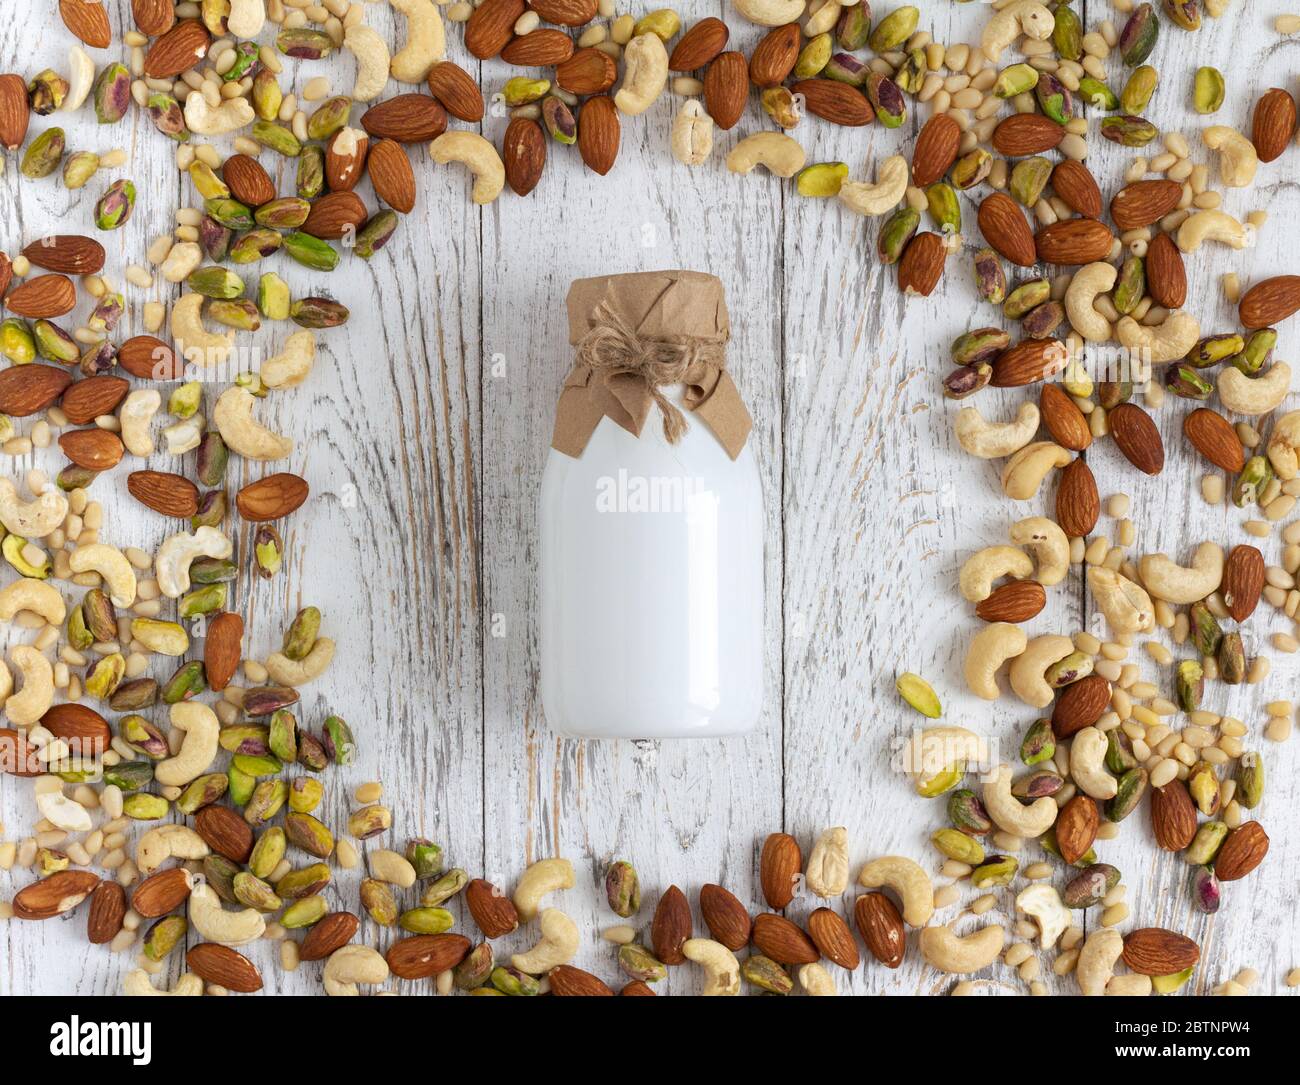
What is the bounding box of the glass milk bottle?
[539,271,764,739]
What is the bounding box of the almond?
[790,78,874,126]
[1051,673,1110,738]
[387,933,473,978]
[465,878,519,938]
[1213,820,1269,881]
[699,883,751,950]
[131,867,192,918]
[132,0,175,36]
[426,61,485,122]
[1034,219,1115,265]
[58,428,124,471]
[975,579,1046,622]
[118,334,182,380]
[300,911,359,961]
[1122,928,1200,975]
[128,468,203,521]
[897,231,945,296]
[301,190,368,240]
[1040,382,1091,451]
[650,884,691,964]
[203,612,243,692]
[701,51,749,131]
[221,155,276,207]
[621,980,656,995]
[465,0,526,57]
[236,472,309,521]
[22,235,106,276]
[1055,456,1099,537]
[187,943,263,992]
[1239,275,1300,329]
[365,139,414,213]
[13,870,100,919]
[1183,406,1244,472]
[1252,87,1297,163]
[59,0,112,48]
[577,94,619,176]
[40,703,111,755]
[60,373,130,424]
[143,19,211,79]
[807,907,860,969]
[911,113,960,187]
[751,912,819,965]
[977,192,1037,267]
[86,881,126,944]
[195,804,254,863]
[759,831,801,909]
[1050,160,1102,218]
[0,253,9,301]
[549,964,615,996]
[5,273,77,317]
[1150,780,1197,851]
[503,117,545,197]
[0,74,25,152]
[855,891,905,968]
[1054,794,1099,864]
[990,338,1069,387]
[671,16,730,72]
[360,93,447,143]
[0,364,73,416]
[322,130,367,192]
[992,113,1064,155]
[529,0,597,25]
[1145,231,1187,309]
[557,48,618,95]
[0,727,42,776]
[748,23,799,87]
[500,28,575,67]
[1107,401,1164,474]
[1110,179,1183,230]
[1221,544,1265,622]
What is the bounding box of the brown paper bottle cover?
[551,269,755,461]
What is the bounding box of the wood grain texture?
[2,1,1298,996]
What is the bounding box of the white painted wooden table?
[2,0,1298,996]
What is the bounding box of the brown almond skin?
[204,611,244,692]
[0,74,29,152]
[187,943,263,992]
[326,128,369,191]
[118,335,182,380]
[790,79,874,126]
[386,933,472,979]
[360,94,447,143]
[502,117,545,197]
[529,0,597,26]
[1150,780,1198,851]
[143,20,212,79]
[670,16,729,72]
[61,374,130,425]
[1122,928,1201,975]
[1252,87,1297,163]
[556,48,618,95]
[911,113,960,187]
[1213,821,1269,881]
[975,580,1046,622]
[127,470,201,518]
[1145,232,1187,309]
[21,235,106,275]
[577,95,619,176]
[620,980,656,996]
[501,29,575,67]
[236,473,310,521]
[855,891,905,968]
[87,881,126,944]
[5,273,77,318]
[1239,275,1300,329]
[759,831,801,909]
[426,61,485,122]
[1183,407,1244,472]
[465,878,519,939]
[40,704,112,755]
[131,867,193,918]
[549,964,615,995]
[1055,795,1099,864]
[1040,383,1091,451]
[300,911,359,961]
[58,428,124,471]
[1222,545,1265,622]
[751,912,819,965]
[897,232,945,297]
[1051,674,1110,738]
[978,193,1036,267]
[1108,402,1164,474]
[991,339,1069,387]
[59,0,112,48]
[992,113,1064,155]
[1055,457,1099,538]
[13,870,100,920]
[1050,160,1102,218]
[365,139,414,213]
[0,727,42,776]
[195,804,254,863]
[650,884,691,964]
[464,0,525,59]
[699,883,751,950]
[1110,179,1183,230]
[807,907,860,969]
[748,23,799,87]
[222,155,276,207]
[703,51,749,130]
[1034,219,1115,265]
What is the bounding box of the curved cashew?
[0,659,13,705]
[188,880,265,946]
[69,543,136,607]
[798,962,837,995]
[119,389,161,458]
[1087,566,1155,634]
[670,100,713,166]
[1176,209,1250,253]
[839,154,910,216]
[1009,634,1075,708]
[725,132,806,178]
[1009,517,1069,587]
[36,790,92,831]
[858,856,934,927]
[1202,125,1258,188]
[155,526,232,599]
[1218,361,1292,416]
[429,132,504,205]
[0,479,67,538]
[163,414,205,456]
[920,922,1007,973]
[389,0,445,83]
[226,0,265,37]
[983,763,1058,837]
[0,579,66,625]
[510,908,579,974]
[1070,727,1118,800]
[615,32,668,115]
[805,826,849,898]
[1076,927,1124,996]
[1001,441,1070,500]
[1116,311,1201,364]
[512,857,574,921]
[213,387,293,461]
[323,944,390,996]
[5,646,54,727]
[955,402,1040,459]
[155,702,220,788]
[1016,884,1070,949]
[964,622,1027,700]
[62,46,94,113]
[171,294,234,369]
[983,1,1054,60]
[1106,974,1153,996]
[183,94,255,137]
[1267,410,1300,479]
[137,824,209,874]
[682,938,741,995]
[343,24,390,102]
[901,726,990,784]
[1139,542,1224,605]
[367,849,417,888]
[731,0,808,27]
[264,637,335,688]
[1064,262,1117,342]
[260,330,317,390]
[959,545,1033,603]
[123,970,203,997]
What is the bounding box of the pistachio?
[794,33,832,78]
[973,248,1006,305]
[932,827,985,865]
[285,812,335,859]
[190,161,229,199]
[604,860,640,917]
[1176,659,1204,712]
[870,5,919,51]
[208,299,260,333]
[220,725,271,756]
[199,216,233,262]
[502,78,550,107]
[233,871,283,912]
[122,793,170,820]
[1003,278,1050,319]
[1185,821,1227,866]
[176,772,228,815]
[835,3,871,50]
[971,856,1018,888]
[542,95,577,144]
[453,943,494,989]
[1120,65,1158,115]
[85,653,125,701]
[1078,76,1119,111]
[1010,156,1053,208]
[491,966,540,996]
[994,63,1039,99]
[925,182,960,235]
[296,144,325,199]
[634,9,679,39]
[275,862,331,900]
[356,211,398,260]
[244,779,289,824]
[1193,66,1224,114]
[947,788,992,835]
[916,762,962,798]
[28,69,69,114]
[1163,0,1201,31]
[1022,301,1065,339]
[257,273,292,320]
[179,582,227,618]
[1230,328,1276,374]
[89,293,124,333]
[232,752,283,778]
[193,433,226,490]
[78,341,116,377]
[1188,760,1220,816]
[348,804,391,839]
[742,954,793,994]
[37,848,69,875]
[399,907,455,934]
[266,708,297,763]
[1061,863,1121,908]
[796,162,848,198]
[282,895,328,929]
[1106,730,1138,774]
[1053,3,1083,60]
[618,943,668,983]
[243,685,300,717]
[877,208,920,265]
[0,319,36,364]
[204,855,241,903]
[1112,256,1146,315]
[122,715,168,759]
[421,868,470,907]
[252,69,283,121]
[204,196,254,231]
[108,677,158,712]
[866,73,906,128]
[61,150,99,190]
[252,197,310,231]
[4,534,50,578]
[892,48,927,95]
[296,730,328,772]
[144,916,187,960]
[950,148,992,191]
[223,41,260,82]
[1233,456,1272,507]
[227,765,254,806]
[93,63,131,124]
[1191,865,1220,913]
[1189,601,1221,656]
[1235,751,1263,809]
[323,716,355,765]
[1094,378,1127,407]
[284,231,338,272]
[1034,73,1073,125]
[760,86,800,129]
[951,328,1011,367]
[1119,3,1159,66]
[147,93,188,141]
[1106,766,1148,822]
[1100,114,1159,147]
[1011,769,1065,800]
[290,297,350,328]
[1153,967,1195,994]
[102,760,154,792]
[1218,630,1246,685]
[894,671,942,717]
[1040,829,1096,866]
[943,364,992,400]
[251,119,302,157]
[288,776,324,814]
[360,877,399,926]
[404,839,442,881]
[276,28,334,59]
[21,127,65,178]
[1020,718,1056,766]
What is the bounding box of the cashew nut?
[5,646,54,727]
[343,24,390,102]
[264,637,335,687]
[69,543,136,607]
[155,702,220,788]
[682,938,741,995]
[614,32,668,115]
[260,330,317,389]
[323,944,390,996]
[213,387,293,461]
[137,824,209,874]
[901,726,990,780]
[226,0,265,37]
[182,93,255,137]
[1087,566,1155,634]
[62,46,94,113]
[1076,927,1123,996]
[983,1,1054,60]
[1015,884,1070,949]
[839,154,910,216]
[512,857,574,921]
[188,880,265,945]
[1009,517,1069,587]
[959,545,1033,603]
[725,132,806,178]
[1106,974,1153,996]
[1218,361,1292,416]
[1009,634,1075,708]
[155,526,232,599]
[367,849,416,888]
[670,100,713,166]
[510,907,580,974]
[1000,441,1070,500]
[731,0,808,27]
[858,856,934,926]
[1202,125,1258,188]
[429,132,504,205]
[119,389,161,458]
[0,578,66,625]
[36,790,92,832]
[797,962,837,995]
[1064,262,1117,342]
[1116,311,1201,363]
[805,826,849,898]
[1070,726,1118,800]
[963,622,1027,700]
[0,479,67,539]
[1268,410,1300,479]
[983,763,1058,837]
[1175,208,1250,252]
[1139,542,1224,605]
[389,0,445,83]
[919,922,1007,973]
[171,293,234,369]
[955,402,1040,459]
[123,970,203,996]
[163,414,204,456]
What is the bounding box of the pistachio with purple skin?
[1191,865,1219,913]
[877,207,920,265]
[1106,729,1138,773]
[1165,365,1213,400]
[208,300,261,332]
[229,227,284,264]
[93,63,131,124]
[243,686,301,717]
[942,364,992,400]
[605,860,640,917]
[1186,821,1228,865]
[223,41,261,82]
[89,292,124,332]
[219,725,272,757]
[1100,114,1158,147]
[1097,378,1133,409]
[295,144,325,199]
[254,524,284,578]
[973,248,1006,305]
[190,489,228,529]
[297,730,328,772]
[1022,300,1065,339]
[406,839,443,880]
[95,179,136,230]
[323,716,355,765]
[147,93,189,141]
[355,211,398,260]
[254,196,311,230]
[161,660,207,704]
[176,772,229,814]
[1011,769,1065,799]
[21,127,65,179]
[122,714,168,759]
[1164,0,1201,31]
[1119,3,1159,65]
[835,2,871,49]
[1106,766,1147,822]
[1034,72,1073,125]
[244,780,289,826]
[196,433,227,487]
[28,69,68,114]
[1010,156,1052,207]
[951,328,1010,366]
[1061,862,1121,908]
[1003,278,1050,319]
[824,52,867,88]
[453,943,494,989]
[85,591,120,643]
[760,86,799,129]
[542,95,576,144]
[34,319,78,363]
[951,148,992,190]
[947,788,992,835]
[79,341,117,377]
[109,677,158,712]
[867,72,905,128]
[1020,718,1056,766]
[290,297,350,328]
[276,28,335,59]
[62,150,99,189]
[199,215,233,262]
[205,196,255,230]
[1112,256,1145,314]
